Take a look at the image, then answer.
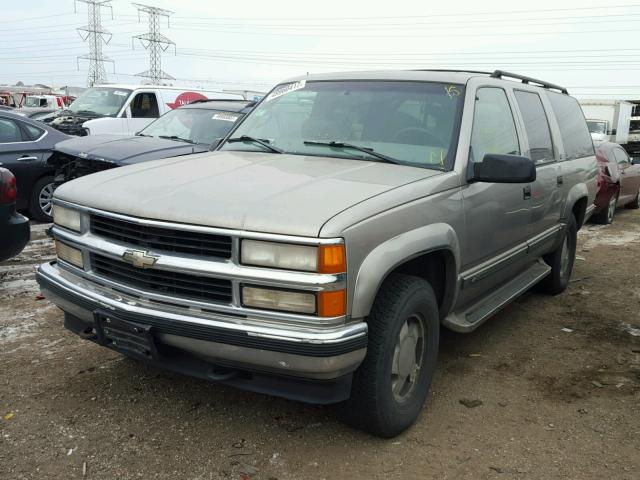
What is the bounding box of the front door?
[126,91,160,134]
[613,146,640,204]
[460,87,532,307]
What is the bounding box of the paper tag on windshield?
[264,80,306,102]
[113,90,129,96]
[212,112,240,122]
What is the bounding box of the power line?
[75,0,114,86]
[132,3,175,84]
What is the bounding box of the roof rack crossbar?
[490,70,568,94]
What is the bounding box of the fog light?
[242,286,316,314]
[55,240,84,268]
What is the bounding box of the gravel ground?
[1,211,639,480]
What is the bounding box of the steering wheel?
[393,127,446,148]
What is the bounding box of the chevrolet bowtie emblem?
[122,249,159,268]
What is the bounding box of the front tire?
[28,176,56,222]
[592,193,617,224]
[538,214,577,295]
[626,190,640,209]
[338,274,439,438]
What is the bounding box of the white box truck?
[580,99,633,144]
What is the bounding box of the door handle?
[523,185,532,200]
[556,175,563,186]
[17,156,38,162]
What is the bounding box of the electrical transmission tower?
[132,3,176,85]
[75,0,114,87]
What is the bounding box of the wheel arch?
[563,183,590,230]
[350,223,460,319]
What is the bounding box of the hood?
[54,135,206,165]
[50,110,104,135]
[54,151,440,237]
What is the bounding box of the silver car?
[37,70,597,437]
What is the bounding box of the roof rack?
[490,70,568,94]
[412,69,494,76]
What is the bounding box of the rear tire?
[28,176,55,222]
[538,214,577,295]
[337,274,439,438]
[626,190,640,209]
[592,193,617,224]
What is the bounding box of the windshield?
[140,107,244,144]
[587,121,607,135]
[221,80,465,170]
[24,97,46,108]
[67,87,132,116]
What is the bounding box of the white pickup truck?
[49,84,244,136]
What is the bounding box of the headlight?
[242,286,316,314]
[241,240,345,273]
[52,205,81,232]
[55,240,84,268]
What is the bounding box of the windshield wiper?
[303,140,401,165]
[159,135,194,144]
[135,132,152,137]
[226,135,283,154]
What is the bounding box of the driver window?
[130,92,159,118]
[470,88,520,163]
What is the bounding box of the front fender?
[351,223,460,319]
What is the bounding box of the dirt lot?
[1,212,639,480]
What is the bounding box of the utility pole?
[132,3,176,85]
[75,0,114,87]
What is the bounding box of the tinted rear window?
[547,92,594,160]
[514,91,554,164]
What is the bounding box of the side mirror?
[208,138,223,151]
[611,128,617,135]
[469,153,536,183]
[632,157,640,165]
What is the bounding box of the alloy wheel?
[38,182,55,217]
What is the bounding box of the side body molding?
[350,223,460,319]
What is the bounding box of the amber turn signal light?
[318,244,346,274]
[318,289,346,317]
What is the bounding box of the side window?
[613,148,630,165]
[130,92,159,118]
[470,87,520,162]
[547,92,594,160]
[23,123,45,141]
[0,118,23,143]
[514,91,554,164]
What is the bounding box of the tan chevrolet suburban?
[37,70,597,437]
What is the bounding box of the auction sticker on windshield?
[265,80,306,102]
[113,91,129,96]
[212,112,241,122]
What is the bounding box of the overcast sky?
[1,0,639,98]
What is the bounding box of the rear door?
[0,116,45,209]
[512,89,563,256]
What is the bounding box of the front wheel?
[592,193,617,224]
[626,190,640,209]
[338,274,439,438]
[538,214,577,295]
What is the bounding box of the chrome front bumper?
[37,261,367,381]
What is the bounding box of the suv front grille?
[91,253,232,304]
[90,214,232,259]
